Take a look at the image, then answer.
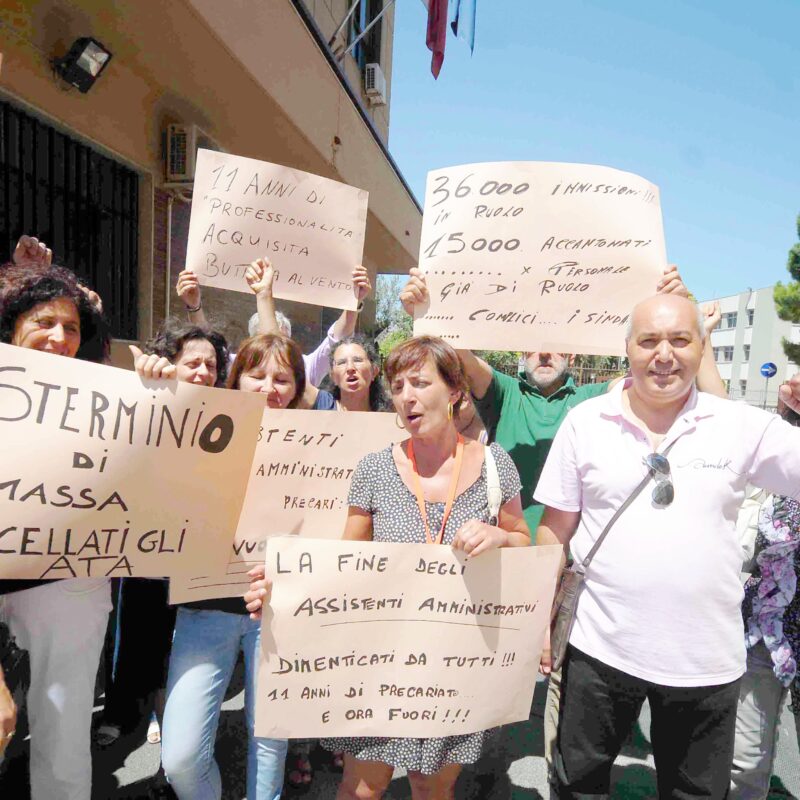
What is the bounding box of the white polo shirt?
[534,380,800,687]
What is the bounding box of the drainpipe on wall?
[165,194,174,321]
[164,189,193,325]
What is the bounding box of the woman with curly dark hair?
[0,259,112,799]
[131,320,230,388]
[328,334,389,413]
[0,262,110,363]
[306,333,388,781]
[97,319,230,750]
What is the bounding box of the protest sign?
[185,149,369,310]
[0,344,263,580]
[255,538,562,738]
[413,161,667,355]
[169,410,402,604]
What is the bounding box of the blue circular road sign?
[760,362,778,378]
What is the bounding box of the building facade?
[702,285,800,408]
[0,0,421,364]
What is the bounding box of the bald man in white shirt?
[536,294,800,799]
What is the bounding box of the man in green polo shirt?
[471,352,610,531]
[400,266,724,534]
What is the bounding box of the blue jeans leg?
[242,616,288,800]
[161,608,240,800]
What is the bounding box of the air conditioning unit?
[165,123,223,183]
[364,63,387,106]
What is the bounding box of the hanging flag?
[449,0,477,53]
[426,0,448,78]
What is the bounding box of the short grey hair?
[247,311,292,338]
[624,303,706,343]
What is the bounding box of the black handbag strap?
[578,438,677,572]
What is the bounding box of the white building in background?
[701,285,800,409]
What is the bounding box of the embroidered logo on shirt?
[677,457,742,475]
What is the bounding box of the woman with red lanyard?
[247,335,529,799]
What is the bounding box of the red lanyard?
[407,434,465,546]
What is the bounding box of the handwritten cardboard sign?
[0,344,264,580]
[255,538,562,738]
[185,149,369,310]
[169,410,402,604]
[413,162,667,355]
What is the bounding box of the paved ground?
[1,665,797,799]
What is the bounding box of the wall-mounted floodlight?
[54,37,112,93]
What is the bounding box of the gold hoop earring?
[447,402,453,421]
[395,413,405,430]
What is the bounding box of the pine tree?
[774,214,800,363]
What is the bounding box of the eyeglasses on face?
[645,453,674,507]
[333,356,367,368]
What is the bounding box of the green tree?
[774,214,800,363]
[572,354,627,386]
[373,273,414,359]
[371,273,411,358]
[374,273,407,330]
[475,350,521,376]
[377,325,411,360]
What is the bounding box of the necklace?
[407,434,465,545]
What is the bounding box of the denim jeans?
[161,607,287,800]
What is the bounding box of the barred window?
[0,98,139,339]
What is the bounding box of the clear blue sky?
[386,0,799,301]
